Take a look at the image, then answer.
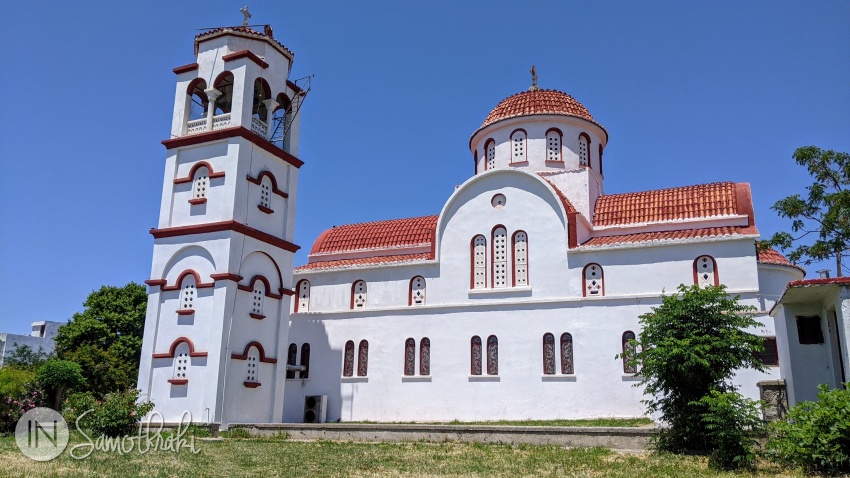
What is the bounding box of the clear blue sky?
[1,1,848,334]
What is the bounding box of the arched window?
[351,280,367,309]
[511,130,527,163]
[471,235,487,289]
[583,264,604,297]
[420,338,430,376]
[251,280,265,318]
[543,333,556,375]
[404,338,415,376]
[470,336,482,375]
[492,227,508,288]
[357,340,369,376]
[192,166,209,201]
[622,331,637,374]
[270,93,291,149]
[513,231,528,286]
[172,342,190,382]
[546,129,562,161]
[252,78,271,120]
[694,255,718,287]
[299,343,310,379]
[410,276,426,306]
[295,280,310,313]
[598,144,604,175]
[186,79,208,122]
[578,133,590,166]
[259,176,273,211]
[246,346,259,384]
[487,335,499,375]
[179,274,196,311]
[561,333,574,374]
[343,340,354,377]
[286,343,297,379]
[486,139,496,170]
[212,72,234,115]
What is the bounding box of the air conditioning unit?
[303,395,327,423]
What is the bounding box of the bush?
[764,383,850,475]
[0,382,45,433]
[62,391,98,431]
[697,390,763,470]
[36,359,86,409]
[0,368,36,398]
[88,389,154,437]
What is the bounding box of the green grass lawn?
[0,432,813,478]
[352,418,655,427]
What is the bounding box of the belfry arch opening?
[213,72,234,115]
[271,93,292,149]
[186,79,208,121]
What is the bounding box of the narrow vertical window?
[543,333,556,375]
[561,333,574,374]
[578,134,589,166]
[598,144,604,175]
[173,343,190,381]
[622,331,637,374]
[694,255,718,287]
[513,231,528,286]
[583,264,604,297]
[286,343,297,379]
[404,338,415,376]
[352,280,367,309]
[193,166,209,200]
[179,274,196,311]
[259,176,272,211]
[296,280,310,312]
[470,336,482,375]
[511,130,527,162]
[546,129,562,161]
[357,340,369,376]
[472,235,487,289]
[486,139,496,170]
[343,340,354,377]
[299,343,310,379]
[420,338,430,376]
[487,335,498,375]
[492,227,507,288]
[251,281,265,318]
[246,347,259,384]
[410,276,426,306]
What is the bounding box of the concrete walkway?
[228,423,657,451]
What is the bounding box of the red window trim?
[484,138,496,171]
[168,379,189,385]
[188,198,207,205]
[350,280,366,310]
[243,381,261,388]
[231,341,278,363]
[578,132,592,169]
[176,309,195,316]
[545,127,564,162]
[152,337,208,358]
[246,171,289,198]
[408,276,425,306]
[490,225,507,288]
[174,161,226,184]
[294,279,309,313]
[249,313,266,320]
[581,263,605,297]
[469,236,486,289]
[692,255,720,286]
[257,205,274,214]
[509,129,528,164]
[510,230,529,287]
[156,269,215,292]
[238,275,283,299]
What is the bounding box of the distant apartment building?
[0,321,64,367]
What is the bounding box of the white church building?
[137,24,849,426]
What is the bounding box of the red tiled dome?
[474,89,605,137]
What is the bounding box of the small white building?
[0,321,63,367]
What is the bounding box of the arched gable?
[152,336,208,358]
[231,341,278,363]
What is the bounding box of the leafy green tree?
[762,146,850,276]
[621,284,767,454]
[53,283,148,397]
[36,359,85,410]
[3,344,49,371]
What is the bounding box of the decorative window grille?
[584,264,603,296]
[493,227,507,288]
[511,130,526,162]
[352,280,367,309]
[259,176,272,209]
[486,140,496,170]
[286,343,297,379]
[299,343,310,379]
[543,333,556,375]
[179,275,196,311]
[695,255,717,287]
[297,280,310,312]
[487,335,499,375]
[622,331,637,374]
[343,340,354,377]
[420,338,430,376]
[578,135,589,166]
[357,340,369,376]
[246,347,259,383]
[513,231,528,286]
[173,343,190,380]
[472,236,487,289]
[561,333,574,374]
[546,130,562,161]
[251,281,264,316]
[404,338,415,376]
[193,167,209,199]
[410,276,426,305]
[470,336,482,375]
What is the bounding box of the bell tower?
[137,20,308,425]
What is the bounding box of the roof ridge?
[327,214,439,230]
[599,181,737,199]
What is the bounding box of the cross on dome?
[240,6,252,26]
[529,65,540,91]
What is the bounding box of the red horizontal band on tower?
[150,221,300,253]
[162,127,304,169]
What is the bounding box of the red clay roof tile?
[580,226,751,248]
[295,253,431,271]
[194,26,293,57]
[309,215,438,255]
[593,182,740,227]
[758,248,806,274]
[474,89,605,138]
